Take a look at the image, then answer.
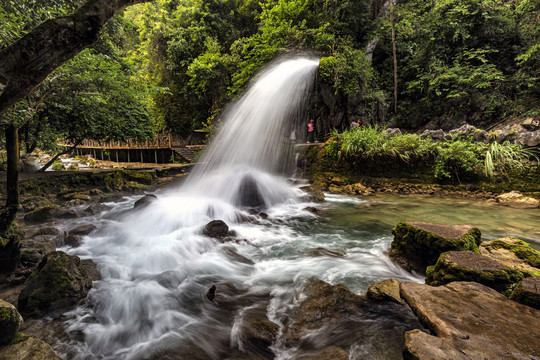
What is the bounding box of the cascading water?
[56,57,424,360]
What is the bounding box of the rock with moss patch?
[19,238,55,268]
[0,299,23,345]
[496,191,540,208]
[509,277,540,310]
[388,221,481,273]
[480,237,540,276]
[0,335,62,359]
[300,185,325,203]
[23,205,60,223]
[425,251,524,293]
[233,306,279,358]
[366,278,404,305]
[20,197,52,213]
[17,251,101,317]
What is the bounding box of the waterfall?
[181,57,320,209]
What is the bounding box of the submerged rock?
[400,281,540,359]
[0,335,62,360]
[0,299,23,345]
[233,307,279,359]
[308,247,344,258]
[366,278,404,305]
[496,191,540,208]
[297,346,348,360]
[425,251,524,293]
[509,276,540,310]
[18,251,101,317]
[388,221,481,273]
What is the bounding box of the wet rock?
[202,220,230,239]
[68,224,97,236]
[366,278,404,305]
[20,197,52,213]
[83,203,111,216]
[509,276,540,310]
[235,174,266,209]
[496,191,540,208]
[222,247,255,265]
[63,193,91,201]
[425,251,524,293]
[0,233,21,273]
[303,206,319,213]
[479,237,540,275]
[30,227,60,238]
[134,194,158,209]
[233,307,279,359]
[18,251,101,317]
[300,185,325,203]
[0,299,23,345]
[283,279,364,345]
[23,205,59,223]
[54,208,80,219]
[98,194,125,203]
[64,234,83,248]
[330,183,373,196]
[19,238,55,268]
[388,221,481,274]
[297,346,349,360]
[0,335,62,360]
[400,281,540,359]
[308,247,344,258]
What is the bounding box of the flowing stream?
[39,57,540,359]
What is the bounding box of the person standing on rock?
[307,119,315,143]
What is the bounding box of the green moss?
[9,333,30,345]
[488,238,540,268]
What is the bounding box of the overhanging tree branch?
[0,0,153,116]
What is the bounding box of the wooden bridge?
[65,134,205,164]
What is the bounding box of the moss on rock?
[17,251,101,317]
[425,251,524,294]
[509,277,540,310]
[389,221,481,273]
[481,237,540,269]
[0,299,23,345]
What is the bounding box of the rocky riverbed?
[1,171,539,359]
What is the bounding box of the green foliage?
[432,139,486,183]
[52,162,64,171]
[484,142,539,179]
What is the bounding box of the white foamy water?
[57,58,424,360]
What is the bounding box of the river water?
[34,56,540,359]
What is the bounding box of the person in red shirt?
[307,119,315,143]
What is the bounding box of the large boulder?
[235,175,266,209]
[23,205,59,223]
[389,221,481,273]
[18,251,101,317]
[425,251,524,293]
[509,276,540,310]
[19,237,55,268]
[0,299,23,345]
[133,194,158,209]
[400,281,540,359]
[496,191,540,209]
[0,335,62,360]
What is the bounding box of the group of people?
[289,119,316,144]
[350,119,364,129]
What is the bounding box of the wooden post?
[116,150,119,162]
[155,149,158,164]
[127,150,130,163]
[169,134,172,148]
[141,150,144,163]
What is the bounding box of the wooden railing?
[62,134,187,149]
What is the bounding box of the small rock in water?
[68,224,97,236]
[202,220,230,239]
[207,285,217,302]
[133,194,158,209]
[308,247,344,258]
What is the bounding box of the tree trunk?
[38,140,83,172]
[0,0,153,116]
[389,0,398,112]
[0,125,19,234]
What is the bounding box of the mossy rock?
[0,335,62,359]
[123,169,153,185]
[20,197,52,213]
[17,251,101,317]
[0,299,23,345]
[480,237,540,270]
[366,278,404,305]
[425,251,524,294]
[23,205,60,223]
[389,221,481,273]
[19,237,55,268]
[509,277,540,310]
